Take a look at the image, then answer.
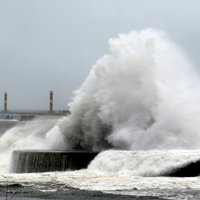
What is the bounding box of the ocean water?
[1,146,200,200]
[1,29,200,199]
[1,170,200,199]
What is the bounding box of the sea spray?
[0,116,66,172]
[1,29,200,174]
[88,150,200,176]
[60,29,200,150]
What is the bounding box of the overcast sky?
[0,0,200,110]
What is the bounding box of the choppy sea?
[0,171,200,200]
[1,119,200,200]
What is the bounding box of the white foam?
[0,116,66,173]
[88,150,200,176]
[1,29,200,177]
[59,29,200,151]
[1,170,200,192]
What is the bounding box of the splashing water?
[1,29,200,174]
[88,150,200,176]
[0,117,66,172]
[60,29,200,150]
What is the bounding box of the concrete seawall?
[0,110,70,121]
[11,150,99,173]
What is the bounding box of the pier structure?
[12,150,99,173]
[0,110,70,121]
[0,91,70,121]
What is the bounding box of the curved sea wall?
[11,150,99,173]
[10,149,200,176]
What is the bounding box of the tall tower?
[49,91,53,112]
[4,92,7,111]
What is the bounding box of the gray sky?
[0,0,200,110]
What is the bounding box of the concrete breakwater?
[11,150,99,173]
[0,110,70,121]
[0,91,70,121]
[9,149,200,176]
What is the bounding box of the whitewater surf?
[59,29,200,151]
[1,29,200,199]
